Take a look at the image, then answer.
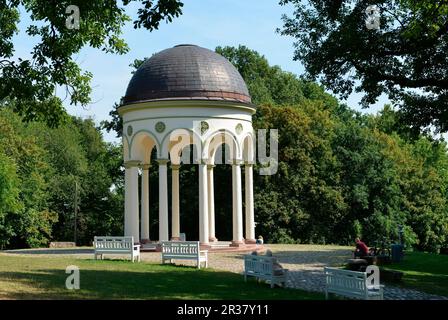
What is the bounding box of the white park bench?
[94,236,141,262]
[161,241,208,269]
[243,254,288,288]
[324,267,384,300]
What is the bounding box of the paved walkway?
[140,244,448,300]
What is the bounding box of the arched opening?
[166,129,202,241]
[176,144,200,240]
[206,131,240,242]
[126,131,159,243]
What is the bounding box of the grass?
[0,253,323,300]
[382,251,448,297]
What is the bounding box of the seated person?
[265,250,285,276]
[354,238,369,258]
[256,236,264,245]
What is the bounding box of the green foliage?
[0,107,123,248]
[0,109,56,248]
[253,103,346,244]
[217,45,448,252]
[0,0,183,127]
[0,153,20,249]
[279,0,448,133]
[217,45,338,108]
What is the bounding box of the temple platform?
[140,241,264,253]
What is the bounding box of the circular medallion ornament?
[155,121,166,133]
[127,125,133,136]
[200,121,209,135]
[236,123,243,135]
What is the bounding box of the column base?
[230,240,245,247]
[209,236,218,242]
[200,243,211,250]
[140,239,151,244]
[171,237,180,241]
[244,239,257,244]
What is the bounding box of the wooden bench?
[161,241,208,269]
[49,242,76,248]
[324,267,384,300]
[244,255,288,288]
[94,236,140,262]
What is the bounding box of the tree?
[0,109,57,248]
[253,103,346,244]
[216,45,340,109]
[0,105,125,248]
[0,153,20,249]
[0,0,183,127]
[279,0,448,133]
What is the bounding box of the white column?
[232,161,244,246]
[207,165,217,242]
[171,164,180,240]
[124,162,140,243]
[158,159,169,242]
[199,162,209,245]
[140,164,150,242]
[245,163,255,243]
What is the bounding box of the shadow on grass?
[0,262,323,300]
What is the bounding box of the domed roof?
[122,44,252,105]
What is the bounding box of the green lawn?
[382,251,448,297]
[0,254,323,300]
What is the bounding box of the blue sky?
[13,0,389,143]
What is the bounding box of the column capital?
[197,159,209,166]
[157,159,170,166]
[171,164,181,171]
[140,164,151,170]
[231,159,244,166]
[244,161,254,167]
[207,164,216,170]
[124,160,141,169]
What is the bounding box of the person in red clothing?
[354,238,369,258]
